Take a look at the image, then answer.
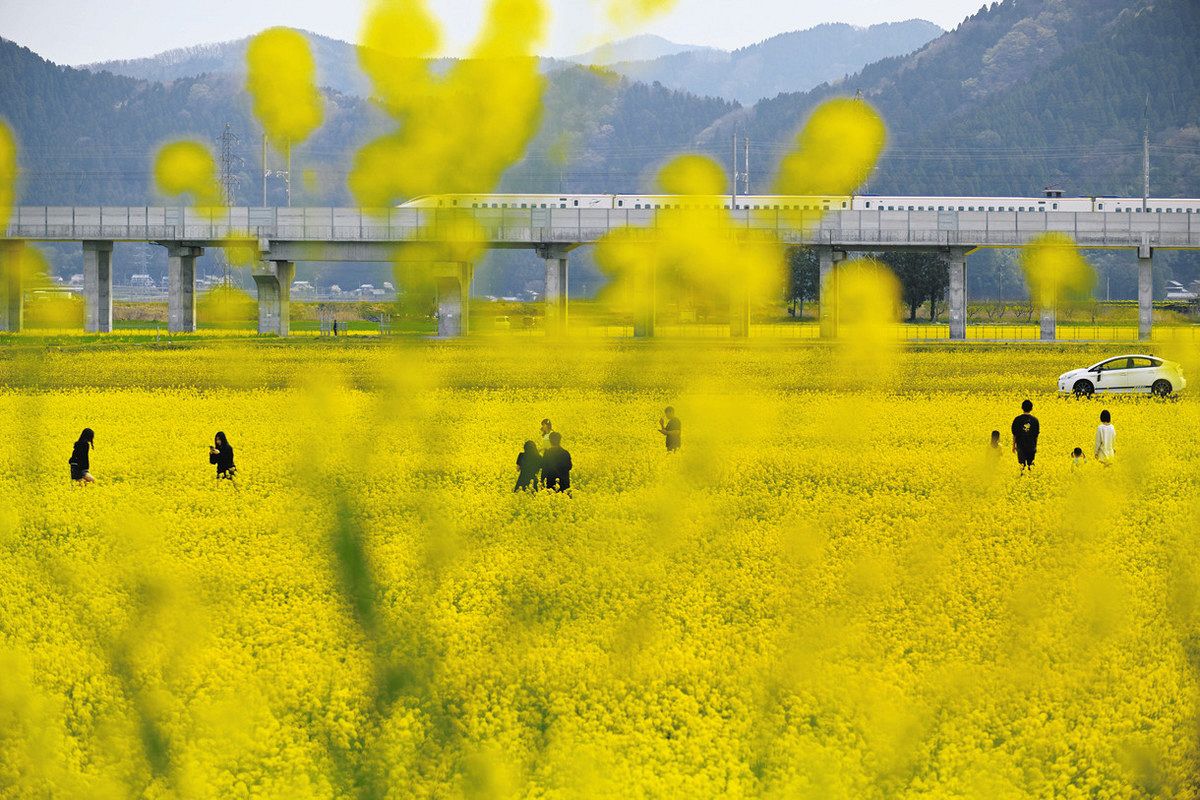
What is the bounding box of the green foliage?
[881,251,951,321]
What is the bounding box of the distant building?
[291,280,317,299]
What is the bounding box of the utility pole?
[743,135,750,196]
[261,133,268,207]
[731,133,739,210]
[1142,95,1150,210]
[217,123,243,285]
[286,142,293,208]
[218,123,242,207]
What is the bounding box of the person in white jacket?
[1094,409,1116,465]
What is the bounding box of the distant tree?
[882,251,949,321]
[785,247,820,319]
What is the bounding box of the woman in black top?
[514,440,542,492]
[209,431,237,479]
[69,428,95,484]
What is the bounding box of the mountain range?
[79,22,942,107]
[594,21,944,105]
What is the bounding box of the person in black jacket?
[514,440,542,492]
[69,428,95,484]
[1011,399,1040,471]
[540,432,573,493]
[209,431,237,480]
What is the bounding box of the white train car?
[853,195,1093,212]
[1095,197,1200,213]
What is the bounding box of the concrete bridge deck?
[3,206,1198,339]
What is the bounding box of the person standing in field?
[514,440,542,492]
[69,428,95,484]
[540,419,554,450]
[541,431,573,493]
[990,430,1002,451]
[1094,409,1116,465]
[659,407,682,453]
[1011,399,1040,471]
[209,431,237,480]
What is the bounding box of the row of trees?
[786,248,950,321]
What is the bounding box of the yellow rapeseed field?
[2,338,1199,798]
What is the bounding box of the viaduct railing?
[5,207,1200,250]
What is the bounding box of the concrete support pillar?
[0,241,23,333]
[730,281,751,338]
[82,241,114,333]
[1138,245,1153,342]
[1040,305,1056,341]
[252,260,295,336]
[165,244,203,333]
[818,246,847,339]
[632,263,656,338]
[538,245,571,336]
[946,247,967,341]
[436,262,473,338]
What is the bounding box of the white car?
[1058,355,1186,397]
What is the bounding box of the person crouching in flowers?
[1072,447,1087,468]
[209,431,237,480]
[515,440,542,492]
[69,427,95,485]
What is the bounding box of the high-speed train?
[401,193,1200,214]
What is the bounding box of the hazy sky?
[1,0,984,65]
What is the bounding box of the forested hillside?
[738,0,1200,198]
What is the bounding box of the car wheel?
[1152,379,1173,397]
[1073,380,1095,398]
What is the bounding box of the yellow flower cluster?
[1,338,1198,798]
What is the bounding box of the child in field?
[990,430,1001,450]
[1094,410,1116,465]
[69,428,95,484]
[659,407,682,452]
[1072,447,1087,467]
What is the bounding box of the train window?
[865,201,872,208]
[1052,203,1058,210]
[617,200,624,207]
[437,200,444,207]
[520,203,527,209]
[573,201,579,207]
[842,202,847,208]
[471,203,478,208]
